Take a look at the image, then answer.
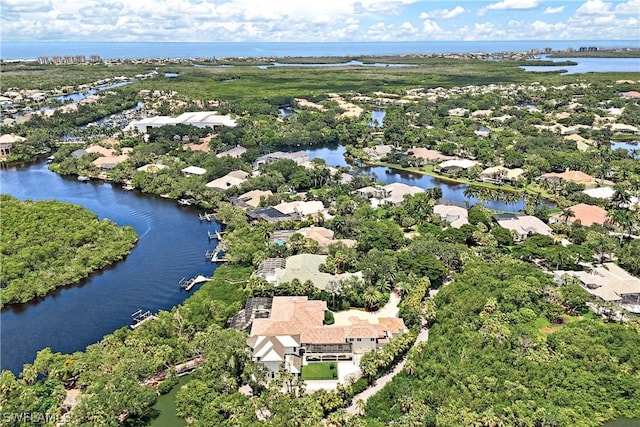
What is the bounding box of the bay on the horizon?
[2,40,638,60]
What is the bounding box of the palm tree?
[463,185,480,200]
[560,207,574,225]
[523,190,541,215]
[611,184,631,209]
[403,358,416,376]
[608,207,635,243]
[363,286,382,311]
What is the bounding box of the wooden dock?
[175,355,205,376]
[198,212,215,222]
[205,245,229,263]
[130,309,157,329]
[207,230,225,241]
[179,275,210,291]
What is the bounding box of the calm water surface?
[0,162,220,374]
[306,145,528,211]
[522,57,640,74]
[369,110,386,127]
[3,41,636,60]
[611,141,639,159]
[0,144,543,373]
[149,375,190,427]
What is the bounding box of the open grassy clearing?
[301,362,339,380]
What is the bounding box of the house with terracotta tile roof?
[183,140,211,153]
[295,226,357,251]
[246,296,408,378]
[88,146,133,170]
[621,90,640,99]
[549,203,609,227]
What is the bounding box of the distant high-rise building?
[37,56,50,65]
[63,55,74,64]
[51,56,63,65]
[90,55,101,63]
[75,55,86,63]
[579,46,598,52]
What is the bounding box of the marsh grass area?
[301,362,338,380]
[0,63,152,91]
[4,57,635,97]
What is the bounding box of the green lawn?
[301,362,338,380]
[536,314,581,336]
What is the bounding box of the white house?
[205,170,250,191]
[493,213,552,241]
[181,166,207,176]
[128,111,237,133]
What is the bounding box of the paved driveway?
[332,292,400,326]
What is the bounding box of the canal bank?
[303,144,542,211]
[0,161,222,374]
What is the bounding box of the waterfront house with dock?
[246,296,407,378]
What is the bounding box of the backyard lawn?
[301,362,338,380]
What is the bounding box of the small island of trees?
[0,195,138,307]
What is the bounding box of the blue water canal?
[0,162,221,374]
[305,144,529,211]
[1,145,535,374]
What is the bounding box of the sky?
[1,0,639,42]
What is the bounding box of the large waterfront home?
[245,296,407,378]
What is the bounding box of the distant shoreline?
[2,40,638,62]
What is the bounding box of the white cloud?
[479,0,543,16]
[575,0,612,15]
[2,0,53,13]
[419,6,466,19]
[543,6,565,14]
[615,0,640,14]
[1,0,639,43]
[422,19,443,34]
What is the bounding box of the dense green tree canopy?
[0,195,138,307]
